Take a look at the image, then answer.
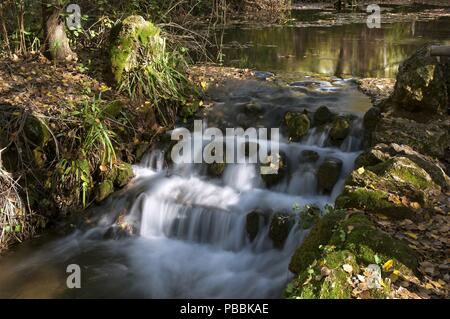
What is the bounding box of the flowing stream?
[0,7,449,298]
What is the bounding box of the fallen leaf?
[343,264,353,274]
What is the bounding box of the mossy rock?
[103,101,125,119]
[115,163,134,187]
[329,213,419,272]
[317,158,343,193]
[329,116,350,143]
[207,162,226,177]
[269,212,294,249]
[284,111,310,141]
[289,210,346,274]
[369,157,439,191]
[298,205,321,230]
[24,116,51,147]
[110,15,162,83]
[388,45,450,115]
[314,105,335,126]
[246,210,266,241]
[260,152,287,187]
[336,156,440,220]
[286,249,359,299]
[95,180,114,202]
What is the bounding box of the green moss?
[289,210,346,274]
[110,16,162,83]
[330,213,418,272]
[95,180,114,202]
[284,112,310,141]
[115,163,134,187]
[370,157,436,190]
[336,188,394,211]
[207,162,226,177]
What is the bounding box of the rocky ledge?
[286,45,450,299]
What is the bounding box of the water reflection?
[219,17,450,77]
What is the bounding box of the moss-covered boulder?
[329,116,350,143]
[385,45,450,115]
[284,111,310,141]
[207,162,226,177]
[260,152,287,187]
[110,15,162,83]
[317,158,343,193]
[286,212,419,299]
[289,210,346,274]
[115,163,134,187]
[95,180,114,202]
[329,213,419,271]
[24,116,51,147]
[314,105,335,126]
[336,157,440,220]
[355,143,450,189]
[269,212,294,249]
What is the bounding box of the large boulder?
[336,156,441,220]
[317,158,343,193]
[286,212,419,299]
[385,45,450,115]
[284,111,311,141]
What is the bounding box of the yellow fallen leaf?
[405,232,418,240]
[383,259,395,272]
[343,264,353,274]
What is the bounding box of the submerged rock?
[317,158,343,193]
[284,111,310,141]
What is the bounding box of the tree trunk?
[0,2,11,54]
[42,1,76,61]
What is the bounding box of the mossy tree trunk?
[42,0,75,61]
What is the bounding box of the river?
[0,6,449,298]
